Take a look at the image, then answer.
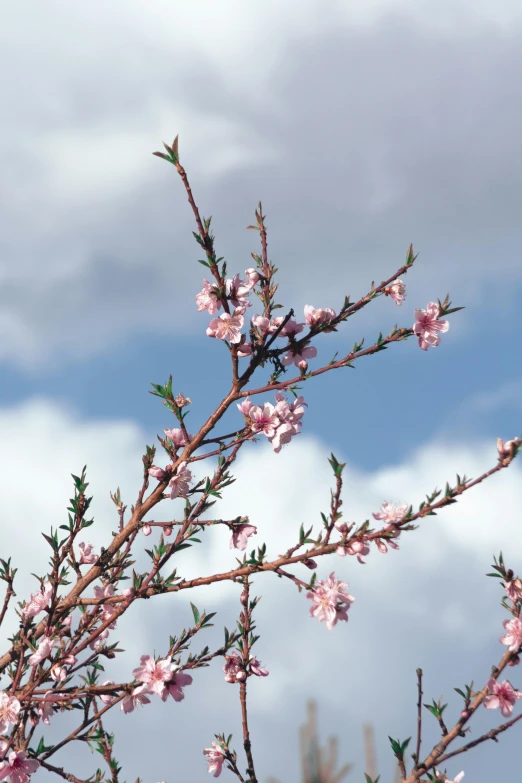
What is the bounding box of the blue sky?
[1,1,522,782]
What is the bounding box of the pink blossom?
[93,584,117,627]
[207,313,244,343]
[500,616,522,652]
[304,305,337,330]
[36,694,55,725]
[203,742,225,777]
[269,317,304,338]
[196,279,221,314]
[249,403,279,437]
[226,274,252,311]
[78,542,97,565]
[307,572,355,631]
[230,523,257,551]
[372,501,408,528]
[148,466,168,481]
[237,398,254,417]
[0,693,21,733]
[22,581,52,619]
[99,680,116,705]
[132,655,173,696]
[165,462,192,499]
[122,587,136,600]
[384,279,406,306]
[50,655,76,682]
[413,302,449,351]
[121,683,151,714]
[161,668,193,702]
[237,342,252,357]
[497,437,520,460]
[0,749,39,783]
[89,628,110,651]
[337,539,370,564]
[506,579,522,603]
[28,638,55,666]
[223,653,245,683]
[483,677,522,717]
[281,343,317,370]
[249,655,269,677]
[244,268,260,287]
[164,526,172,536]
[252,314,270,334]
[164,427,193,447]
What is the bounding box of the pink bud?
[508,654,521,667]
[142,524,152,536]
[460,710,469,720]
[240,590,248,605]
[376,540,388,554]
[148,466,167,481]
[236,670,247,682]
[303,559,317,569]
[122,588,136,600]
[164,526,172,537]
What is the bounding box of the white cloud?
[1,398,521,779]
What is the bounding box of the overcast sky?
[1,1,522,782]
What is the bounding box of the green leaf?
[190,603,201,625]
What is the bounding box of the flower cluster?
[307,573,355,631]
[122,655,192,714]
[238,391,306,452]
[223,653,269,684]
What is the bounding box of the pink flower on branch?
[372,501,408,528]
[500,616,522,652]
[497,437,520,461]
[165,462,192,499]
[0,745,39,783]
[304,305,337,330]
[207,313,244,344]
[337,539,370,564]
[384,279,406,306]
[226,274,252,312]
[230,523,257,551]
[203,742,225,777]
[0,692,21,733]
[413,302,449,351]
[164,427,193,447]
[161,669,193,702]
[78,542,97,565]
[132,655,173,696]
[196,279,221,315]
[121,683,152,714]
[28,638,55,666]
[307,572,355,631]
[249,655,269,677]
[505,579,522,604]
[223,653,246,683]
[22,581,52,620]
[269,317,304,338]
[483,678,522,717]
[281,343,317,370]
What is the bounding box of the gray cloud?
[2,1,522,369]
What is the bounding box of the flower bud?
[164,526,172,537]
[508,654,520,667]
[142,524,152,536]
[236,670,247,682]
[240,590,248,605]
